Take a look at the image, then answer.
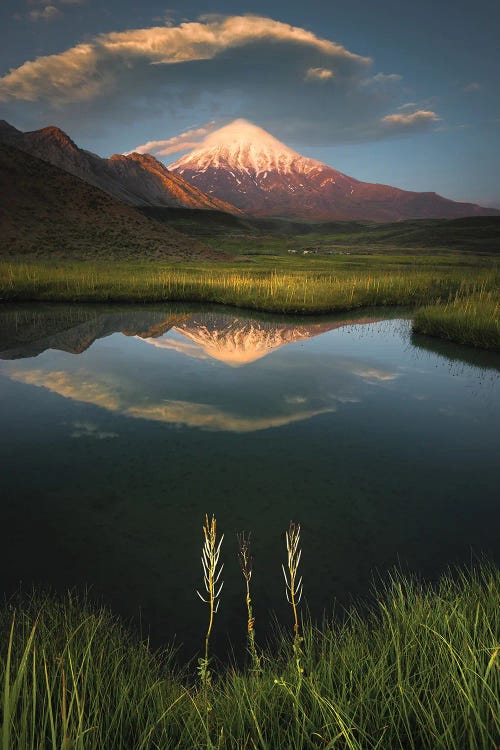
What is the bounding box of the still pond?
[0,303,498,657]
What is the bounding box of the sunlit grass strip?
[0,261,497,315]
[413,291,500,351]
[1,566,499,749]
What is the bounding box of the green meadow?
[141,210,500,257]
[1,255,498,308]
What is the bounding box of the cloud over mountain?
[0,14,440,145]
[0,16,370,103]
[126,123,217,157]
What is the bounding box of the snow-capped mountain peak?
[170,119,322,177]
[168,118,500,221]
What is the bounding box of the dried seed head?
[283,521,304,635]
[237,531,253,582]
[196,514,224,611]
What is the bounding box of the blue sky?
[1,0,499,207]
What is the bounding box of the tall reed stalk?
[282,522,304,677]
[196,514,224,686]
[237,532,261,672]
[275,521,306,731]
[282,522,304,646]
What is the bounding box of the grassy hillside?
[0,145,226,262]
[141,207,500,255]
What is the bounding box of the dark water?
[1,303,499,658]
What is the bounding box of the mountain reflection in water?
[0,304,384,362]
[141,313,384,366]
[0,305,394,433]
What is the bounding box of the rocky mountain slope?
[170,119,499,222]
[0,120,239,213]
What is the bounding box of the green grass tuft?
[1,566,499,749]
[413,292,500,351]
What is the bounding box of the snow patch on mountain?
[170,119,324,177]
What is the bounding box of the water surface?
[1,303,498,657]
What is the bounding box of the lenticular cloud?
[0,15,370,104]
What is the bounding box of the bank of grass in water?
[1,566,499,749]
[413,292,500,351]
[0,259,498,314]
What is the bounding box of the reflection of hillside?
[411,332,500,374]
[143,313,382,366]
[0,306,191,359]
[0,305,386,364]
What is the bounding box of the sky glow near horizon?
[0,0,498,207]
